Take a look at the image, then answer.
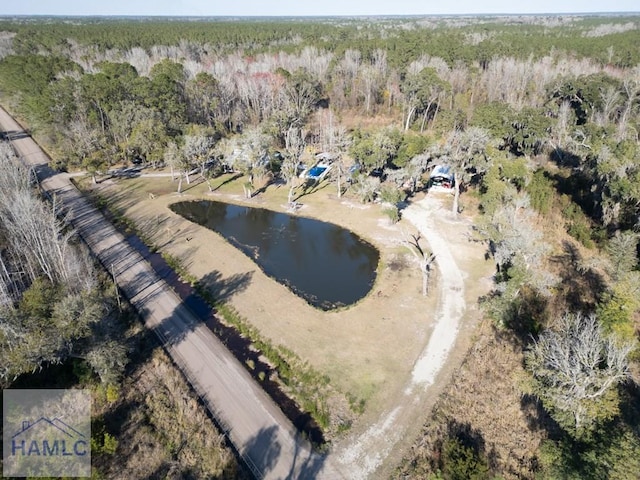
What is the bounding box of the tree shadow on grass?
[490,287,549,348]
[520,393,564,442]
[446,419,485,450]
[210,172,242,192]
[551,240,607,313]
[293,178,329,203]
[199,270,253,303]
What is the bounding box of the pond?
[170,200,380,310]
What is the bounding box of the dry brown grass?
[94,344,242,480]
[92,174,436,414]
[394,321,552,479]
[85,171,491,441]
[392,180,621,479]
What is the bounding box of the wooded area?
[0,14,639,479]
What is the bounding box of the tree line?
[0,142,127,386]
[1,15,639,67]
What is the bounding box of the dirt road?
[0,107,345,480]
[335,195,476,479]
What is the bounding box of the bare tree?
[0,254,18,308]
[59,108,104,174]
[218,128,271,198]
[0,191,76,285]
[281,126,306,206]
[549,101,574,154]
[163,141,182,182]
[606,231,639,280]
[315,109,351,197]
[0,31,15,60]
[0,148,92,288]
[359,49,388,114]
[525,312,633,434]
[401,67,449,132]
[404,233,437,296]
[124,47,152,76]
[616,76,640,141]
[592,144,639,228]
[183,131,216,180]
[596,85,621,127]
[275,69,321,135]
[333,49,361,109]
[487,197,556,289]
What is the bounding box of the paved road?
[0,107,344,480]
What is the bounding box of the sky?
[2,0,639,17]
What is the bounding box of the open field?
[86,170,494,471]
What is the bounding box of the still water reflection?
[170,200,379,310]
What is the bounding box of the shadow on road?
[116,229,327,447]
[243,426,282,477]
[241,425,329,479]
[285,432,328,480]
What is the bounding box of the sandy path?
[336,194,468,479]
[403,196,466,390]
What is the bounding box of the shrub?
[383,205,400,224]
[106,383,120,403]
[441,438,489,480]
[352,176,380,203]
[379,184,405,205]
[527,169,555,215]
[102,433,118,455]
[562,197,595,248]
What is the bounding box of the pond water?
[170,200,380,309]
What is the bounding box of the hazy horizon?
[1,0,638,18]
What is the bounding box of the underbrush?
[93,340,241,479]
[8,308,240,479]
[394,322,549,479]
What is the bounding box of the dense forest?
[0,14,639,479]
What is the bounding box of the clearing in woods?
[93,174,493,477]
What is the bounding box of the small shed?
[428,165,454,190]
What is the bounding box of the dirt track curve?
[334,197,469,479]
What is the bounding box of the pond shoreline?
[170,199,380,310]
